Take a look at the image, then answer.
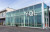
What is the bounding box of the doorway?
[49,12,50,27]
[0,18,5,25]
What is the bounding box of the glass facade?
[5,3,49,28]
[44,4,49,27]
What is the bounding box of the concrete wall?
[0,12,6,18]
[0,8,15,18]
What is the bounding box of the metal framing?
[5,2,50,29]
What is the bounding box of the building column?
[42,2,45,29]
[24,12,25,27]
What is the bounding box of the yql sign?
[24,11,34,16]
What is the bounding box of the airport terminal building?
[0,2,50,29]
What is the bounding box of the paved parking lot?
[0,26,50,32]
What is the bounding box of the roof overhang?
[0,10,7,13]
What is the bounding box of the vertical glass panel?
[20,15,24,26]
[34,4,41,9]
[24,7,28,12]
[35,15,37,27]
[35,12,42,27]
[29,16,34,27]
[16,10,19,13]
[29,6,33,10]
[15,16,20,26]
[7,17,11,25]
[25,16,28,26]
[19,9,24,15]
[20,9,23,12]
[5,17,8,25]
[37,15,42,27]
[44,4,49,27]
[12,11,15,16]
[15,16,18,24]
[34,4,42,12]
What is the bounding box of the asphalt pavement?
[0,26,50,32]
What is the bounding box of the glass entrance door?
[45,18,49,28]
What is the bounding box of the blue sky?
[0,0,50,11]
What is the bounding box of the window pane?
[29,6,33,10]
[24,7,28,12]
[34,4,42,12]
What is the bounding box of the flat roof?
[16,2,43,10]
[15,2,48,11]
[7,2,48,13]
[6,2,49,13]
[8,2,43,13]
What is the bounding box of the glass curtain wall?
[5,3,42,27]
[34,4,42,27]
[44,4,49,27]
